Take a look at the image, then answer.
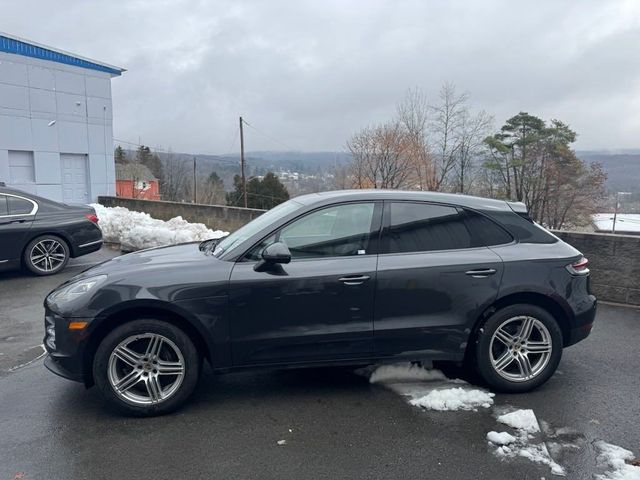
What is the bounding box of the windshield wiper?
[199,238,220,254]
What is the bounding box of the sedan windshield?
[212,199,302,258]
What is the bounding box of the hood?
[84,242,210,276]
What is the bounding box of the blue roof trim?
[0,35,123,76]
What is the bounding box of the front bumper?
[43,309,90,384]
[44,354,86,383]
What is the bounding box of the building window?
[8,150,35,183]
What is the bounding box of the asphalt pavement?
[0,249,639,479]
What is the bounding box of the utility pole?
[239,116,247,208]
[612,191,632,233]
[193,157,197,203]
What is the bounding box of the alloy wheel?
[489,316,553,382]
[30,239,66,272]
[107,333,186,406]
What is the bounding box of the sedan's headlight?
[48,275,108,305]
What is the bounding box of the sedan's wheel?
[94,319,200,416]
[475,304,563,393]
[24,235,69,275]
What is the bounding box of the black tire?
[93,319,200,416]
[474,304,563,393]
[23,234,70,276]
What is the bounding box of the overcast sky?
[4,0,640,154]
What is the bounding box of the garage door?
[61,154,89,204]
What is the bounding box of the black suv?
[44,190,596,415]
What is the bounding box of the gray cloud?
[4,0,640,152]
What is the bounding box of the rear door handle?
[465,268,497,278]
[338,275,371,285]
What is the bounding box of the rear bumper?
[72,239,103,258]
[565,294,597,347]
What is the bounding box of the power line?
[241,120,298,152]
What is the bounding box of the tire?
[23,234,70,276]
[474,304,563,393]
[93,319,200,416]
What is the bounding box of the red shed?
[115,163,160,200]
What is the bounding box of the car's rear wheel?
[475,304,563,393]
[93,319,200,416]
[23,235,69,275]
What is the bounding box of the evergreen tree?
[226,172,289,209]
[114,145,128,164]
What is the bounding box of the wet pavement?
[0,254,638,479]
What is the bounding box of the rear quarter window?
[0,195,8,216]
[462,209,514,246]
[7,196,34,215]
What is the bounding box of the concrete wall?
[98,196,266,232]
[0,51,116,202]
[554,231,640,306]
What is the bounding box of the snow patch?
[409,387,494,411]
[497,409,541,433]
[367,362,494,412]
[92,204,227,251]
[489,409,565,476]
[369,362,447,384]
[594,441,640,480]
[487,431,517,446]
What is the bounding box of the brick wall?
[554,231,640,306]
[98,196,265,233]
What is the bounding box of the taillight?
[85,213,99,224]
[566,256,589,275]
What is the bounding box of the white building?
[0,32,124,203]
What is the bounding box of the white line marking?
[6,344,46,372]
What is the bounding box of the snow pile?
[594,441,640,480]
[92,204,227,251]
[488,408,565,476]
[368,362,494,412]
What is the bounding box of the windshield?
[213,199,303,258]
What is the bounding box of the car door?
[374,201,509,360]
[0,194,36,264]
[228,201,382,366]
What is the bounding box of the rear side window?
[0,196,8,216]
[7,196,34,215]
[462,209,513,246]
[384,202,472,253]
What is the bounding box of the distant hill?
[576,152,640,193]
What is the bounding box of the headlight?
[48,275,107,305]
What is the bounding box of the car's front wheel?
[93,319,200,416]
[475,304,563,393]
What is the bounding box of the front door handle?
[338,275,370,285]
[465,268,497,278]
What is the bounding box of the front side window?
[247,203,376,260]
[384,202,471,253]
[7,196,35,215]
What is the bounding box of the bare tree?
[161,150,189,201]
[454,109,493,193]
[397,88,436,190]
[429,82,469,190]
[347,122,411,189]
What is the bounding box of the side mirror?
[254,242,291,271]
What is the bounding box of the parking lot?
[0,247,639,479]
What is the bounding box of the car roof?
[293,189,519,212]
